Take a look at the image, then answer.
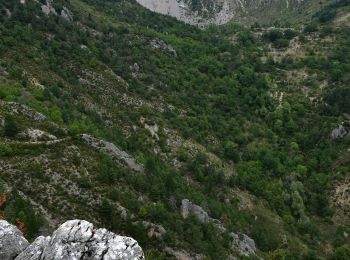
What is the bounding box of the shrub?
[0,143,13,156]
[4,115,19,137]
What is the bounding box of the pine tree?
[4,115,19,137]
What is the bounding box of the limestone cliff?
[0,220,144,260]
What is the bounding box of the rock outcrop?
[149,39,177,56]
[0,219,144,260]
[41,0,73,21]
[135,0,234,26]
[180,199,210,223]
[1,101,47,121]
[0,220,29,260]
[141,221,166,239]
[81,134,145,172]
[61,7,73,21]
[136,0,323,26]
[41,0,57,16]
[230,232,257,257]
[180,199,257,257]
[330,124,349,139]
[164,247,204,260]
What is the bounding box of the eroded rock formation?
[81,134,145,172]
[0,220,144,260]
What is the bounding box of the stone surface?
[61,7,73,21]
[18,128,57,142]
[164,247,204,260]
[5,8,12,18]
[1,101,47,121]
[141,221,166,239]
[136,0,234,26]
[149,38,177,56]
[229,232,256,257]
[0,220,29,260]
[330,124,349,139]
[135,0,319,26]
[16,236,50,260]
[180,199,210,223]
[0,219,144,260]
[81,134,145,172]
[41,0,57,16]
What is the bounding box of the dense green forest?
[0,0,349,259]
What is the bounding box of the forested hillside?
[0,0,349,259]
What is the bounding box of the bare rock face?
[229,232,256,257]
[149,39,177,56]
[16,236,50,260]
[61,7,73,21]
[136,0,320,26]
[135,0,234,26]
[1,101,47,121]
[141,221,166,239]
[0,220,29,260]
[0,220,145,260]
[41,0,57,16]
[330,124,349,139]
[180,199,210,223]
[164,247,204,260]
[41,0,73,21]
[81,134,145,172]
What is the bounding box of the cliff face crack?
[100,246,109,260]
[66,224,76,243]
[87,228,95,242]
[130,241,138,249]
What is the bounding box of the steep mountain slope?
[136,0,336,26]
[0,0,349,259]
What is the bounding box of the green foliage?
[325,87,350,114]
[0,143,13,156]
[4,115,19,137]
[329,245,350,260]
[3,191,46,240]
[0,0,349,257]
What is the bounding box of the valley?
[0,0,349,259]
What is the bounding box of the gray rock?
[61,7,73,21]
[150,39,177,56]
[164,247,204,260]
[180,199,210,223]
[141,221,166,239]
[130,63,140,73]
[81,134,145,172]
[0,220,29,260]
[0,220,144,260]
[5,8,11,18]
[229,232,256,257]
[330,124,348,139]
[41,0,57,16]
[0,66,8,76]
[16,236,50,260]
[40,220,144,259]
[2,101,47,121]
[168,196,177,209]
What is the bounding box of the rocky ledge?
[0,219,144,260]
